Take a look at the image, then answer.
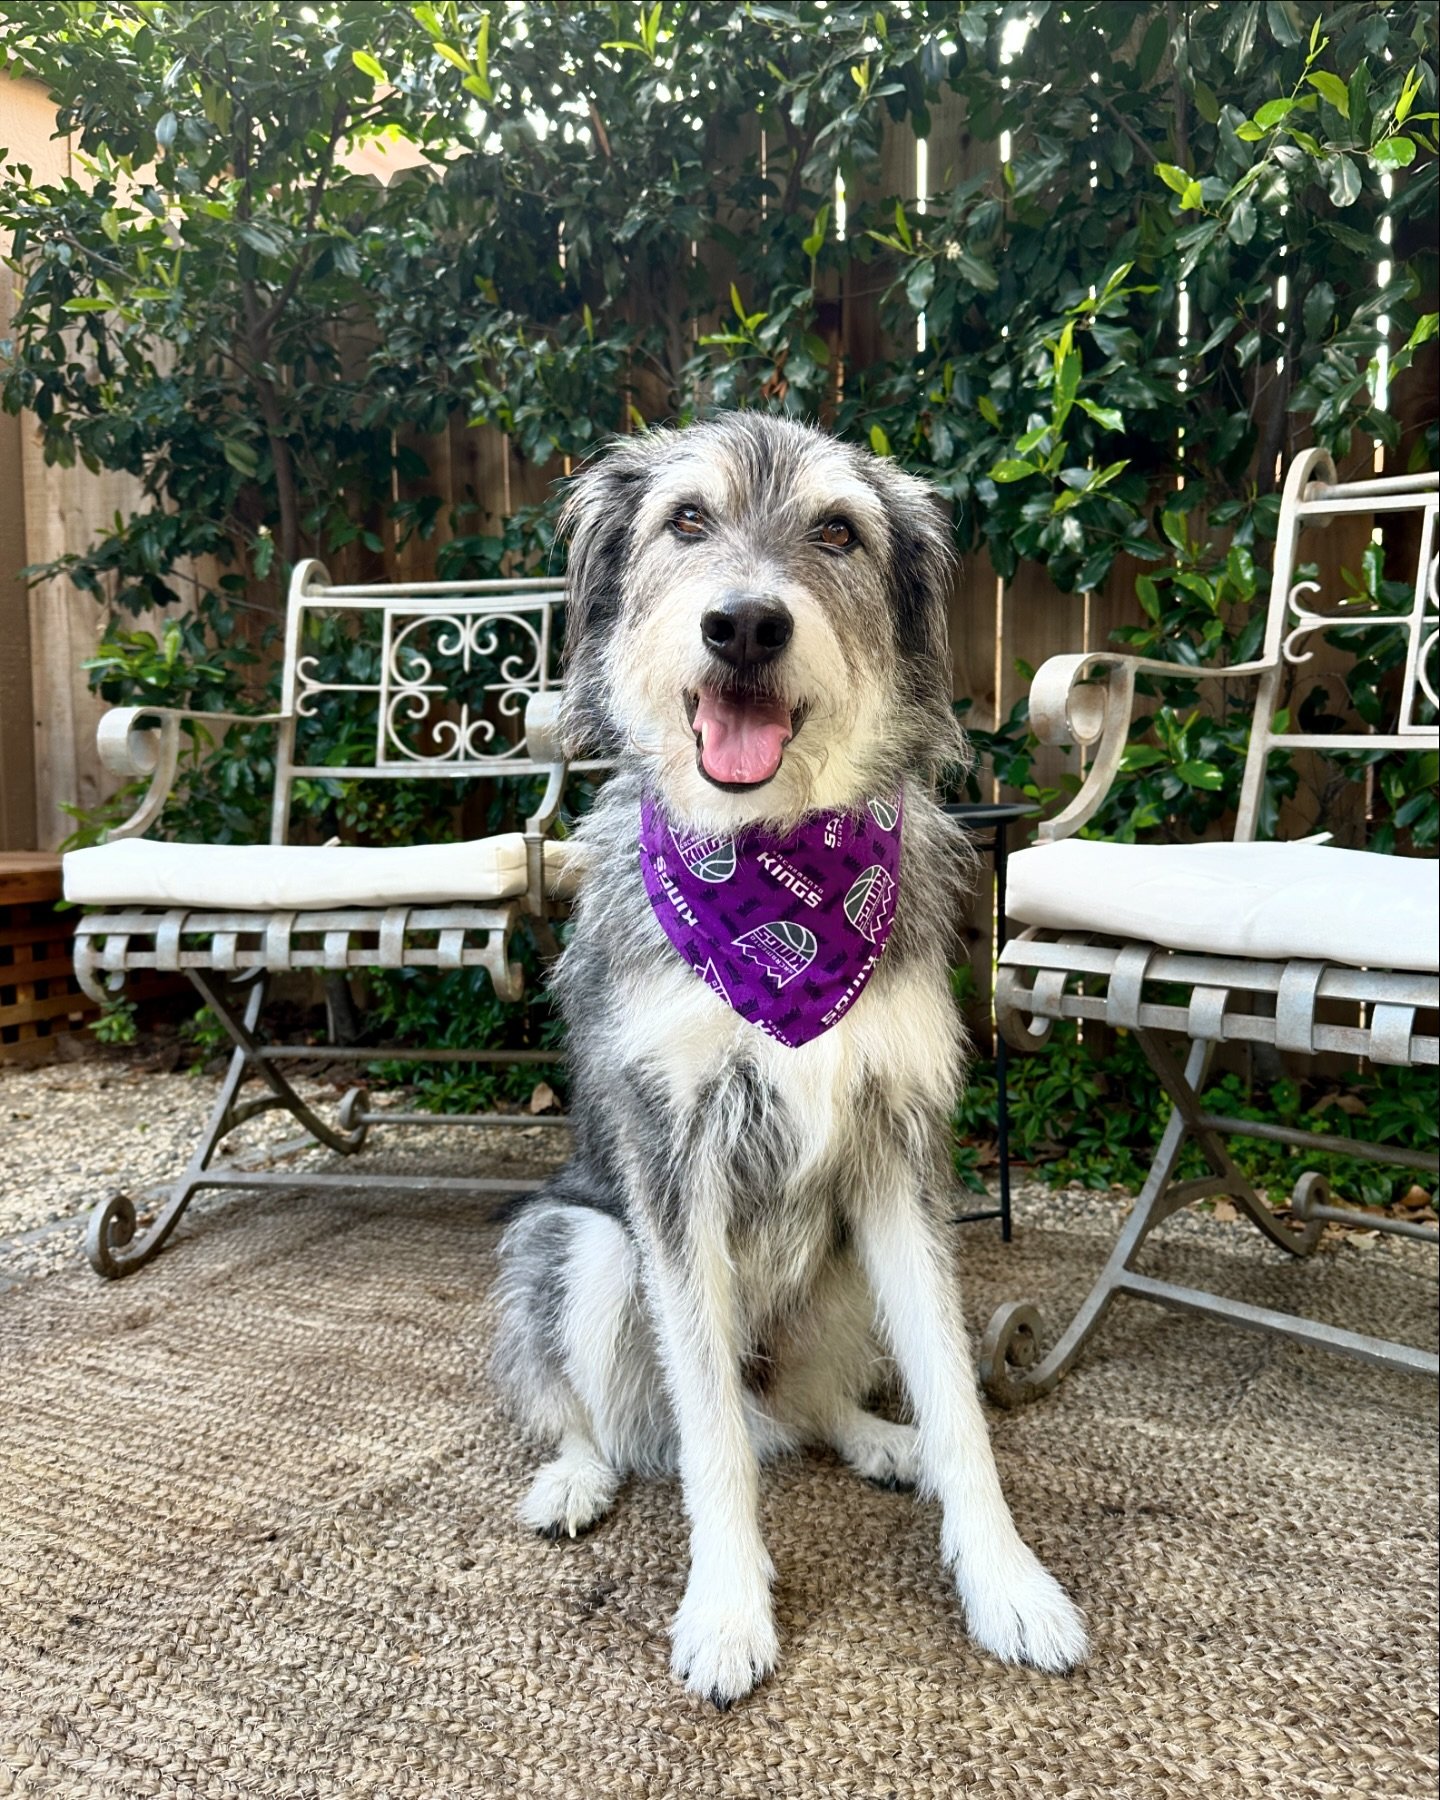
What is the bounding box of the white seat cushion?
[1006,839,1439,974]
[62,833,576,911]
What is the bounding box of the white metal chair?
[64,562,593,1277]
[983,450,1439,1400]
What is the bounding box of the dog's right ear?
[557,443,648,755]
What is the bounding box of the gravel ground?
[1,1045,1432,1297]
[0,1048,569,1289]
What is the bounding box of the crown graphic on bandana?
[638,789,903,1047]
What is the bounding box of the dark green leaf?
[1226,197,1257,244]
[1302,281,1335,341]
[1322,153,1362,207]
[1137,14,1169,85]
[1265,1,1304,47]
[904,259,935,310]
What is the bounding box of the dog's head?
[558,413,966,829]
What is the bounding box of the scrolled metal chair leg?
[980,1040,1209,1406]
[1279,1170,1338,1255]
[1236,1174,1324,1258]
[980,1281,1128,1409]
[335,1085,371,1149]
[87,1191,139,1278]
[979,1301,1045,1407]
[87,1181,203,1280]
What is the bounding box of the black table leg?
[993,819,1014,1242]
[945,807,1025,1239]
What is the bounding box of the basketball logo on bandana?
[732,921,817,989]
[843,865,897,943]
[867,797,899,832]
[671,826,736,884]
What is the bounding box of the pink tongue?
[693,689,793,785]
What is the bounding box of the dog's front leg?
[854,1188,1089,1672]
[638,1201,778,1709]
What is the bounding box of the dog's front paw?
[669,1582,779,1710]
[955,1543,1089,1674]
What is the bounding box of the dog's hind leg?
[757,1251,920,1489]
[494,1195,659,1540]
[829,1408,920,1491]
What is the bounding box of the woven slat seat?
[75,902,532,1000]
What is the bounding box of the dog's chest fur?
[554,773,967,1328]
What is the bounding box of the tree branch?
[1100,96,1158,169]
[255,94,349,339]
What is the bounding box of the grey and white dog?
[491,413,1087,1707]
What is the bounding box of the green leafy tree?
[3,1,1433,850]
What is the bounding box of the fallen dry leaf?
[1212,1199,1239,1224]
[1311,1090,1368,1117]
[529,1080,560,1115]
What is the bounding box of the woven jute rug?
[1,1156,1435,1800]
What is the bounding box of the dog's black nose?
[700,595,793,672]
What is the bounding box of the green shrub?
[953,1017,1438,1210]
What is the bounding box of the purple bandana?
[637,791,903,1048]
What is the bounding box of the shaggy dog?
[491,414,1088,1707]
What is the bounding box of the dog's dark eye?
[817,518,857,551]
[671,506,707,538]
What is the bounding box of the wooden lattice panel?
[0,855,97,1064]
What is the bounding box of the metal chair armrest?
[1031,653,1271,843]
[97,706,288,842]
[521,690,569,910]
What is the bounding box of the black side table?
[941,802,1038,1243]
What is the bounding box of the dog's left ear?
[557,440,649,754]
[880,471,955,667]
[869,463,968,776]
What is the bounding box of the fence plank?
[951,556,1003,1048]
[841,119,918,380]
[392,427,455,585]
[997,563,1086,809]
[694,115,764,411]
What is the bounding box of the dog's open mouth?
[685,688,806,790]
